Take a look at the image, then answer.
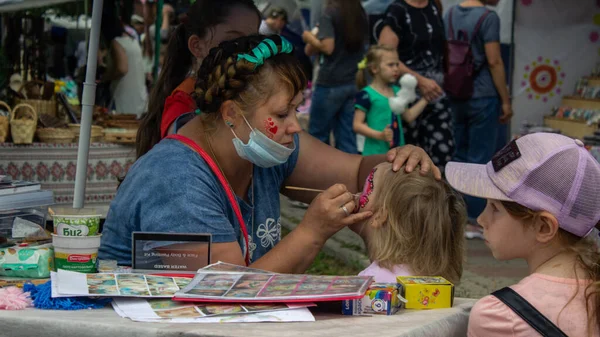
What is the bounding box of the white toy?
[389,74,418,115]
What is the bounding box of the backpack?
[443,8,491,100]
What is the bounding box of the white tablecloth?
[0,298,475,337]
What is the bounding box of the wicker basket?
[10,103,37,144]
[104,128,136,144]
[15,80,57,117]
[36,128,75,144]
[68,124,104,142]
[0,101,10,143]
[105,119,140,129]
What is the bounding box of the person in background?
[362,0,395,44]
[446,133,600,337]
[101,14,148,117]
[302,0,369,154]
[131,14,145,40]
[309,0,325,84]
[379,0,455,171]
[259,7,288,35]
[74,40,88,75]
[140,2,177,84]
[310,0,325,28]
[141,2,177,44]
[444,0,513,239]
[353,45,428,155]
[136,0,261,159]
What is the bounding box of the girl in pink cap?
[446,132,600,337]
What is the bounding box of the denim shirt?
[99,135,300,266]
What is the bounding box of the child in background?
[353,45,428,156]
[259,7,288,35]
[350,162,466,284]
[446,133,600,336]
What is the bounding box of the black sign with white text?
[132,232,211,272]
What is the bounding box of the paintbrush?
[285,186,360,197]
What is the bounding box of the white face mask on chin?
[229,116,295,168]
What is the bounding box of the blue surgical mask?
[230,116,295,168]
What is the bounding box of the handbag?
[492,287,568,337]
[166,134,250,266]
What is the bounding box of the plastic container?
[0,243,54,278]
[52,208,101,236]
[52,234,101,273]
[0,190,54,241]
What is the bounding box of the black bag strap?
[448,8,490,43]
[471,10,491,43]
[492,287,568,337]
[448,7,456,40]
[472,10,491,72]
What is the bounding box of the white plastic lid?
[0,190,54,211]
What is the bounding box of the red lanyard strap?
[166,134,250,266]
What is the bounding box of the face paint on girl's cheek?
[355,168,377,212]
[263,118,278,139]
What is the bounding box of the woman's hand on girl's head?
[299,184,373,244]
[386,145,442,180]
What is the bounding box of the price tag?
[131,232,211,272]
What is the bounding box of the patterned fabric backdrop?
[0,143,136,205]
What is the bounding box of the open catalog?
[173,262,373,303]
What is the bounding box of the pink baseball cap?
[446,133,600,237]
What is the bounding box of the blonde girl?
[353,45,428,156]
[350,161,466,284]
[447,132,600,336]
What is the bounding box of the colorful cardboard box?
[396,276,454,309]
[342,283,401,315]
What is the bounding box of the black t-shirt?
[383,0,445,85]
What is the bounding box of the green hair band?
[237,36,294,69]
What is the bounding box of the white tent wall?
[510,0,600,132]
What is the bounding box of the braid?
[193,35,287,113]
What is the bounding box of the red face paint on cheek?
[263,118,278,139]
[357,168,377,211]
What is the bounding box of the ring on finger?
[341,205,350,217]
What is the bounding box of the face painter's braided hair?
[193,34,307,114]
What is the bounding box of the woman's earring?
[225,120,234,128]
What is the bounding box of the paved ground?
[279,195,529,299]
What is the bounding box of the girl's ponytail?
[355,59,368,90]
